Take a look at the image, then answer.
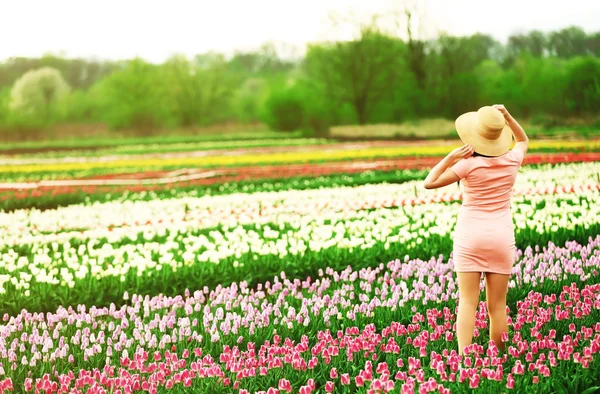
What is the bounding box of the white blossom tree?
[9,67,70,119]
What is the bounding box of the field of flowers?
[0,138,599,393]
[1,139,599,212]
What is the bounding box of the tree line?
[0,25,599,138]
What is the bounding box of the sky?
[1,0,598,62]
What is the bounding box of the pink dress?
[450,148,525,274]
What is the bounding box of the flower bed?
[1,139,598,179]
[1,153,599,213]
[0,163,598,314]
[1,237,599,393]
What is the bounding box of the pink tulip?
[299,385,312,394]
[278,378,292,393]
[371,379,383,391]
[507,373,515,389]
[330,368,338,379]
[376,362,388,375]
[385,380,395,392]
[356,374,365,386]
[340,373,350,385]
[469,374,480,389]
[325,381,334,392]
[512,360,524,375]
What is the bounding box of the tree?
[304,27,406,124]
[161,55,205,127]
[586,32,600,57]
[426,33,500,116]
[161,54,238,126]
[192,53,239,124]
[564,57,600,113]
[228,43,295,76]
[91,58,171,130]
[9,67,70,120]
[505,30,547,65]
[0,56,120,90]
[549,26,588,58]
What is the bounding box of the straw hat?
[455,106,513,156]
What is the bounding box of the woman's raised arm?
[493,104,528,155]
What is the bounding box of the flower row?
[1,188,597,298]
[1,139,597,175]
[2,162,597,240]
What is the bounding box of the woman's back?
[423,104,529,358]
[452,149,524,211]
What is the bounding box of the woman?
[423,104,528,355]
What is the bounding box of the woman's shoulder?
[466,150,523,168]
[506,148,525,164]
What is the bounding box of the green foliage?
[304,27,407,124]
[161,54,238,126]
[302,88,333,137]
[235,77,269,122]
[565,57,600,113]
[91,59,173,130]
[481,55,569,117]
[530,113,561,128]
[0,88,9,123]
[263,84,307,132]
[549,26,589,58]
[424,33,502,117]
[261,77,334,135]
[227,43,295,76]
[508,30,547,58]
[58,89,96,122]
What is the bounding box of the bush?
[263,86,306,132]
[58,90,96,122]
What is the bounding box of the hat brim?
[455,112,513,156]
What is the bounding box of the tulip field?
[0,138,599,393]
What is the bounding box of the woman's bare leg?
[485,273,510,351]
[456,272,482,355]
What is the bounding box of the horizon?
[1,0,598,63]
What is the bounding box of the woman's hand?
[449,144,474,161]
[494,103,528,145]
[493,104,511,120]
[424,145,472,190]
